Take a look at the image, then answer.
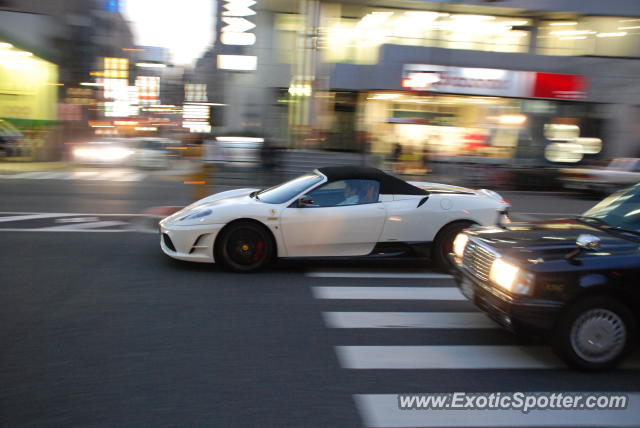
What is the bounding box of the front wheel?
[215,221,274,272]
[431,221,474,271]
[552,296,635,371]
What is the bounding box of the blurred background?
[2,0,640,192]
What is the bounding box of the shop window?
[320,10,530,65]
[537,17,640,57]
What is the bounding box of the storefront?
[0,40,58,160]
[359,64,604,165]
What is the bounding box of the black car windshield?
[256,173,323,204]
[582,184,640,232]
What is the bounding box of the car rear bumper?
[452,265,563,333]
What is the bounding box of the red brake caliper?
[252,241,265,262]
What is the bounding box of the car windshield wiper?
[249,190,260,200]
[576,216,640,236]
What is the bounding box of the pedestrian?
[260,138,278,185]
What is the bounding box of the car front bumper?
[159,221,225,263]
[452,263,563,333]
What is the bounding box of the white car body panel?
[280,203,387,256]
[159,171,509,264]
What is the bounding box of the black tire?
[552,296,635,371]
[431,221,474,271]
[215,221,274,272]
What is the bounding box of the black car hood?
[468,220,640,262]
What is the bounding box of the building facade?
[203,0,640,163]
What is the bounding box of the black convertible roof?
[316,166,427,195]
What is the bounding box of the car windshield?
[256,173,323,204]
[582,184,640,232]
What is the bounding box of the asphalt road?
[1,170,638,428]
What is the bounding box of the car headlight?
[498,211,511,227]
[489,258,534,295]
[180,208,212,221]
[453,233,469,258]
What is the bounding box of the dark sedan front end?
[452,233,563,333]
[449,186,640,369]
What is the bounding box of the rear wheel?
[431,221,474,271]
[552,296,635,371]
[215,221,274,272]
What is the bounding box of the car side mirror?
[565,234,601,263]
[297,196,315,207]
[576,234,601,251]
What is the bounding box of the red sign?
[533,73,586,100]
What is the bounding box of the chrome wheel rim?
[570,308,626,364]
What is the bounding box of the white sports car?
[160,166,510,272]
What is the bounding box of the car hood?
[162,188,260,224]
[196,188,259,205]
[468,220,639,262]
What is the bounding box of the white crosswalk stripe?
[337,345,639,369]
[0,170,146,182]
[307,271,453,279]
[312,286,465,300]
[322,312,498,329]
[307,269,640,428]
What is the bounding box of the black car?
[451,184,640,370]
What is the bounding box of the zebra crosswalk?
[307,269,640,427]
[0,170,146,182]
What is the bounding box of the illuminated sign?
[533,73,586,100]
[136,76,160,105]
[183,104,210,120]
[104,57,128,79]
[403,64,586,100]
[217,0,257,69]
[185,84,208,102]
[403,64,531,97]
[217,55,257,71]
[221,0,256,45]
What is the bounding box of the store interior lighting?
[367,93,401,100]
[596,32,627,38]
[136,62,167,68]
[497,114,527,125]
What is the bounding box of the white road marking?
[336,345,563,369]
[117,172,146,181]
[0,228,127,233]
[69,171,99,179]
[8,172,49,178]
[354,393,640,427]
[336,346,640,369]
[55,217,101,224]
[312,287,465,301]
[322,312,497,329]
[37,221,127,231]
[307,271,453,279]
[0,213,70,223]
[30,172,66,179]
[0,211,149,217]
[1,170,146,181]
